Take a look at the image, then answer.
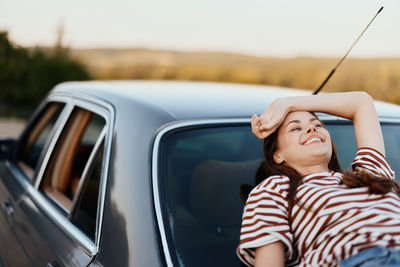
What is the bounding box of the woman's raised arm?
[254,241,285,267]
[252,92,385,156]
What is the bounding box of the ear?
[273,152,284,164]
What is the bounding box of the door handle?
[2,200,15,216]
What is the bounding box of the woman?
[237,92,400,267]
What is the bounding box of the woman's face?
[273,111,332,171]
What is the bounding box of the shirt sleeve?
[351,147,395,180]
[236,177,294,267]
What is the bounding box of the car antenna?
[313,6,384,95]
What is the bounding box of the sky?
[0,0,399,58]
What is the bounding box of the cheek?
[277,132,300,155]
[323,129,332,143]
[321,129,333,154]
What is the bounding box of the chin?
[300,146,332,161]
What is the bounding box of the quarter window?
[71,143,104,240]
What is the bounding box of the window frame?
[10,92,114,257]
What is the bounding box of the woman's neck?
[289,162,330,177]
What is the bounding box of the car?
[0,80,400,267]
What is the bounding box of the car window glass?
[159,123,400,267]
[325,123,357,169]
[71,143,103,241]
[40,106,105,221]
[326,123,400,176]
[18,102,65,179]
[160,126,263,267]
[381,124,400,176]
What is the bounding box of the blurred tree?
[0,30,90,117]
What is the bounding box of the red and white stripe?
[237,147,400,267]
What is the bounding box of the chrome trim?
[151,118,251,267]
[292,113,400,124]
[318,115,400,124]
[34,101,74,189]
[45,192,70,214]
[91,102,114,252]
[378,117,400,123]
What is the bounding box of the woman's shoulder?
[353,146,395,179]
[251,175,290,195]
[245,175,290,207]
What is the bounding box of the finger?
[254,128,264,140]
[254,126,267,140]
[258,129,273,140]
[259,123,271,131]
[260,118,278,131]
[252,123,263,139]
[259,122,272,131]
[252,115,271,139]
[251,114,259,133]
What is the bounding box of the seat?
[170,159,261,266]
[190,159,260,230]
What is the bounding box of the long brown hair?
[260,113,400,220]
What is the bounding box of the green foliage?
[0,31,90,116]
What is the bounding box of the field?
[70,48,400,104]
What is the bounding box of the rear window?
[158,122,400,267]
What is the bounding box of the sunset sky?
[1,0,399,57]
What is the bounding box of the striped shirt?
[237,147,400,266]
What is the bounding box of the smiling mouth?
[304,137,322,145]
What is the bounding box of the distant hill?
[69,48,400,104]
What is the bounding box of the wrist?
[280,97,295,113]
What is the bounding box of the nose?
[306,125,316,134]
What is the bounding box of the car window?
[158,123,400,267]
[326,123,400,176]
[39,106,106,240]
[17,102,65,180]
[159,125,263,267]
[71,142,103,240]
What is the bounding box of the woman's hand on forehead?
[251,92,384,155]
[251,114,269,139]
[251,99,290,140]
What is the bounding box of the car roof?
[53,80,400,121]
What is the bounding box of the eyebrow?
[285,117,319,128]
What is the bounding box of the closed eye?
[290,127,301,132]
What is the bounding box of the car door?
[0,169,30,267]
[0,100,66,266]
[1,97,111,267]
